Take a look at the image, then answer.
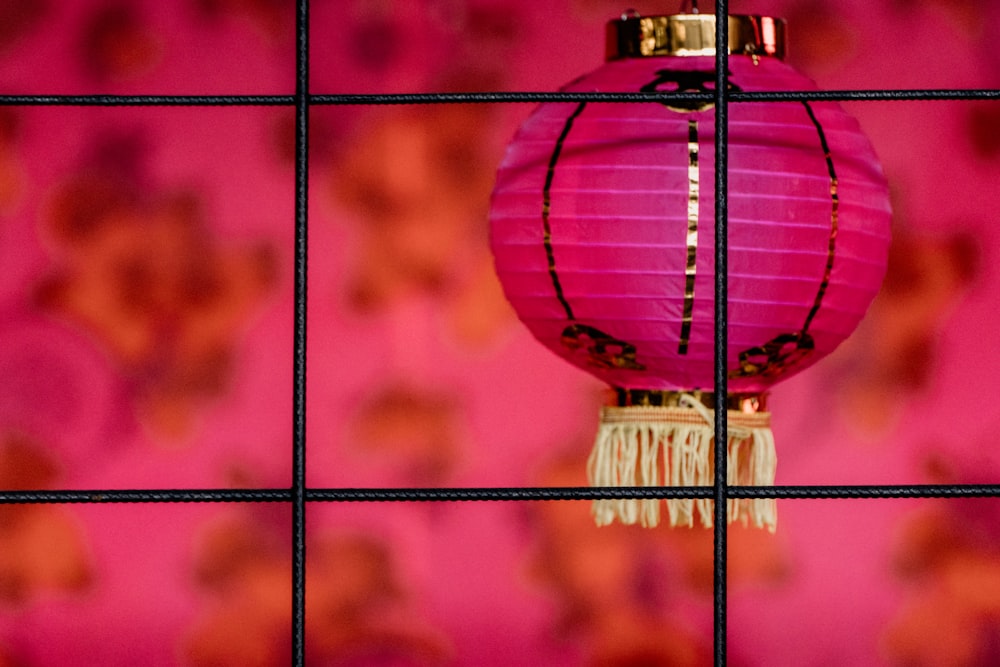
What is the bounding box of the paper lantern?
[488,13,892,530]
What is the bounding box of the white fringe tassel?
[587,394,777,531]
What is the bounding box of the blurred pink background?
[0,0,999,665]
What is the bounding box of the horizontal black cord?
[313,89,1000,104]
[311,92,715,104]
[2,484,999,504]
[309,485,1000,501]
[0,89,997,107]
[0,92,706,106]
[307,487,716,501]
[729,485,1000,499]
[0,95,295,106]
[0,489,291,503]
[730,89,1000,102]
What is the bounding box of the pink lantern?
[489,13,892,530]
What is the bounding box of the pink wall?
[0,0,998,665]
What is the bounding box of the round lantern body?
[489,19,891,396]
[488,14,892,529]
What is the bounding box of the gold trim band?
[599,404,771,430]
[613,389,768,413]
[606,13,786,60]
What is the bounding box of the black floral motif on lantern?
[730,331,815,379]
[561,323,645,371]
[640,69,743,112]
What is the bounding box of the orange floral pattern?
[35,171,277,438]
[886,501,1000,666]
[185,513,449,666]
[0,433,92,605]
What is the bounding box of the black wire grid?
[2,1,1000,665]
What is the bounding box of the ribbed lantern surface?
[488,14,892,529]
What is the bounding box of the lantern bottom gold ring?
[587,391,777,532]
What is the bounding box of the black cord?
[292,1,310,664]
[1,485,998,504]
[712,6,730,664]
[1,89,998,107]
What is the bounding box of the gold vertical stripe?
[678,119,699,355]
[542,102,588,322]
[799,101,838,335]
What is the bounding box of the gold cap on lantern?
[612,388,768,413]
[606,12,786,60]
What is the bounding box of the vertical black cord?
[712,4,729,666]
[292,0,309,664]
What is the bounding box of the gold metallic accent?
[678,119,699,355]
[542,101,588,321]
[606,14,786,61]
[613,389,768,413]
